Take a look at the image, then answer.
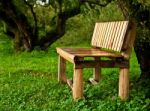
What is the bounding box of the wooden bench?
[56,20,136,100]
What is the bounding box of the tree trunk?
[0,0,35,51]
[14,30,23,51]
[134,26,150,79]
[117,0,150,80]
[135,47,150,79]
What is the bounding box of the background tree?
[117,0,150,79]
[0,0,111,51]
[0,0,150,80]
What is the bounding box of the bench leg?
[89,57,101,84]
[58,56,67,83]
[73,64,83,100]
[119,68,129,100]
[93,57,101,82]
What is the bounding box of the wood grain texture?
[56,48,76,63]
[121,20,137,60]
[58,56,67,83]
[57,48,123,58]
[114,22,124,51]
[74,60,129,68]
[91,21,129,52]
[117,21,128,51]
[119,68,129,100]
[93,57,101,82]
[73,58,84,100]
[106,22,115,49]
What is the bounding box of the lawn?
[0,32,150,111]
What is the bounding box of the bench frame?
[56,20,136,100]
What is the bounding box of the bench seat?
[57,48,123,63]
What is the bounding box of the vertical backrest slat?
[121,20,136,59]
[97,23,103,47]
[117,21,129,51]
[101,23,109,48]
[113,22,125,51]
[114,21,128,51]
[111,22,121,50]
[91,23,98,47]
[108,22,118,49]
[91,21,129,52]
[103,22,112,48]
[99,23,108,47]
[106,22,115,49]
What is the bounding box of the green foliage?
[136,27,150,46]
[53,1,123,47]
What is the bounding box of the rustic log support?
[58,56,67,83]
[119,68,129,100]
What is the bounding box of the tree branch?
[39,6,81,49]
[117,0,129,19]
[23,0,38,36]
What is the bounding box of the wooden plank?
[91,21,129,51]
[56,48,76,63]
[117,21,128,51]
[110,22,119,50]
[58,48,123,58]
[73,67,83,100]
[93,57,101,82]
[114,21,126,51]
[75,60,129,68]
[105,22,112,49]
[102,22,109,48]
[121,20,136,60]
[119,68,129,100]
[106,22,115,49]
[58,56,67,83]
[98,23,107,48]
[98,23,106,47]
[73,58,84,100]
[121,26,131,50]
[112,22,121,51]
[97,23,103,47]
[102,22,110,48]
[108,22,118,49]
[113,22,124,51]
[91,23,98,46]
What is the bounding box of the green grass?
[0,32,150,111]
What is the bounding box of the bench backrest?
[91,21,135,53]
